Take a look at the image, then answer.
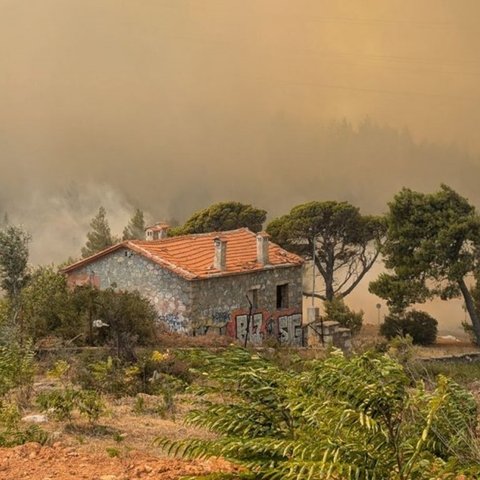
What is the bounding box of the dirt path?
[0,443,236,480]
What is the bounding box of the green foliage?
[267,201,385,301]
[370,185,480,343]
[0,225,31,299]
[37,359,104,424]
[122,208,146,240]
[106,446,121,458]
[324,297,363,334]
[20,266,78,341]
[76,349,188,400]
[0,342,35,396]
[380,310,438,345]
[171,201,267,236]
[37,387,104,424]
[93,288,157,360]
[416,360,480,387]
[0,401,48,447]
[0,299,9,328]
[157,348,479,479]
[81,206,116,258]
[77,356,140,397]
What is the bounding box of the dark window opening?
[276,284,289,309]
[248,288,259,310]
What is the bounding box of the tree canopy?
[81,207,116,258]
[159,347,479,479]
[369,185,480,344]
[267,201,385,301]
[0,225,31,300]
[122,208,146,241]
[170,201,267,236]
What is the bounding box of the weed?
[106,447,121,458]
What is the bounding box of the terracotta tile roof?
[62,228,303,280]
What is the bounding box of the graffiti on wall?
[229,310,303,346]
[278,314,302,345]
[235,313,263,344]
[198,309,230,326]
[158,312,185,332]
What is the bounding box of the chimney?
[256,232,270,265]
[145,223,169,241]
[213,237,227,271]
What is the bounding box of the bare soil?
[0,442,236,480]
[5,335,480,480]
[1,393,235,480]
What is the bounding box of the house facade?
[62,227,304,345]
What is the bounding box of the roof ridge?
[132,227,253,243]
[61,228,304,279]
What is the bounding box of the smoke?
[2,0,480,332]
[2,183,139,264]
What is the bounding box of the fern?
[157,348,479,480]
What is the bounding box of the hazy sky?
[1,0,480,331]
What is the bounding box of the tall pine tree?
[122,208,146,241]
[81,207,115,258]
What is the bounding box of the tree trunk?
[458,278,480,345]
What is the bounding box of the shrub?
[0,342,35,397]
[88,288,157,360]
[380,310,438,345]
[37,359,105,424]
[37,388,104,424]
[157,347,480,479]
[20,266,78,342]
[324,297,363,334]
[0,401,48,447]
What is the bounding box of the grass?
[412,359,480,386]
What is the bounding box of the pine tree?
[81,207,115,258]
[122,208,146,241]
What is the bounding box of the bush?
[157,347,480,479]
[37,359,105,424]
[380,310,438,345]
[84,288,157,360]
[0,342,35,397]
[37,388,104,424]
[20,266,78,342]
[75,349,189,399]
[324,297,363,334]
[0,401,48,447]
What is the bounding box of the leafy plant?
[380,310,438,345]
[324,297,363,334]
[37,388,104,424]
[157,348,479,480]
[0,401,48,447]
[0,342,35,397]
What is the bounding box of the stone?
[22,414,48,423]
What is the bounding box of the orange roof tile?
[63,228,303,280]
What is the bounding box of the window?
[276,283,289,309]
[248,288,259,310]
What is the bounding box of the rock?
[22,414,48,423]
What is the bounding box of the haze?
[1,0,480,331]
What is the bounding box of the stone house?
[62,226,304,345]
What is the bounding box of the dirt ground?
[0,391,236,480]
[0,442,236,480]
[4,334,480,480]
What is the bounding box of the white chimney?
[213,237,227,270]
[256,232,270,265]
[145,223,169,241]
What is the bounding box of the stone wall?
[67,248,193,332]
[67,250,304,344]
[190,265,304,345]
